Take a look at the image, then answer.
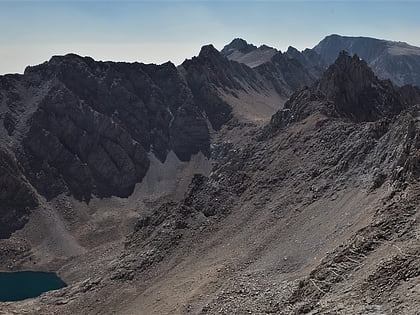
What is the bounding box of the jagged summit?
[317,50,409,121]
[319,50,376,87]
[221,38,277,68]
[198,44,220,58]
[286,46,300,54]
[220,38,257,55]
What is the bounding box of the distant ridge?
[221,34,420,88]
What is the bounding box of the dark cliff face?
[0,54,215,224]
[0,149,38,238]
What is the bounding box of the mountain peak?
[198,44,220,58]
[318,51,406,121]
[259,44,274,51]
[286,46,300,54]
[221,38,257,55]
[321,50,375,84]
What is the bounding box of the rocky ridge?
[1,44,306,238]
[223,35,420,89]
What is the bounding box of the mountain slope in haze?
[314,34,420,87]
[220,38,278,68]
[221,38,320,97]
[181,43,317,124]
[223,35,420,89]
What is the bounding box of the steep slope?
[314,34,420,87]
[3,47,419,315]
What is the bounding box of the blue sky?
[1,0,420,74]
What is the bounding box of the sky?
[0,0,420,74]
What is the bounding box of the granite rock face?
[17,55,212,200]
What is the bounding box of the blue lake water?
[0,271,66,302]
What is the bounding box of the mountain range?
[0,34,419,314]
[222,34,420,88]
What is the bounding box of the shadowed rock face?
[0,149,38,238]
[285,46,325,71]
[15,55,212,201]
[0,54,216,235]
[317,51,409,121]
[255,51,320,96]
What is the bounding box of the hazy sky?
[1,0,420,74]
